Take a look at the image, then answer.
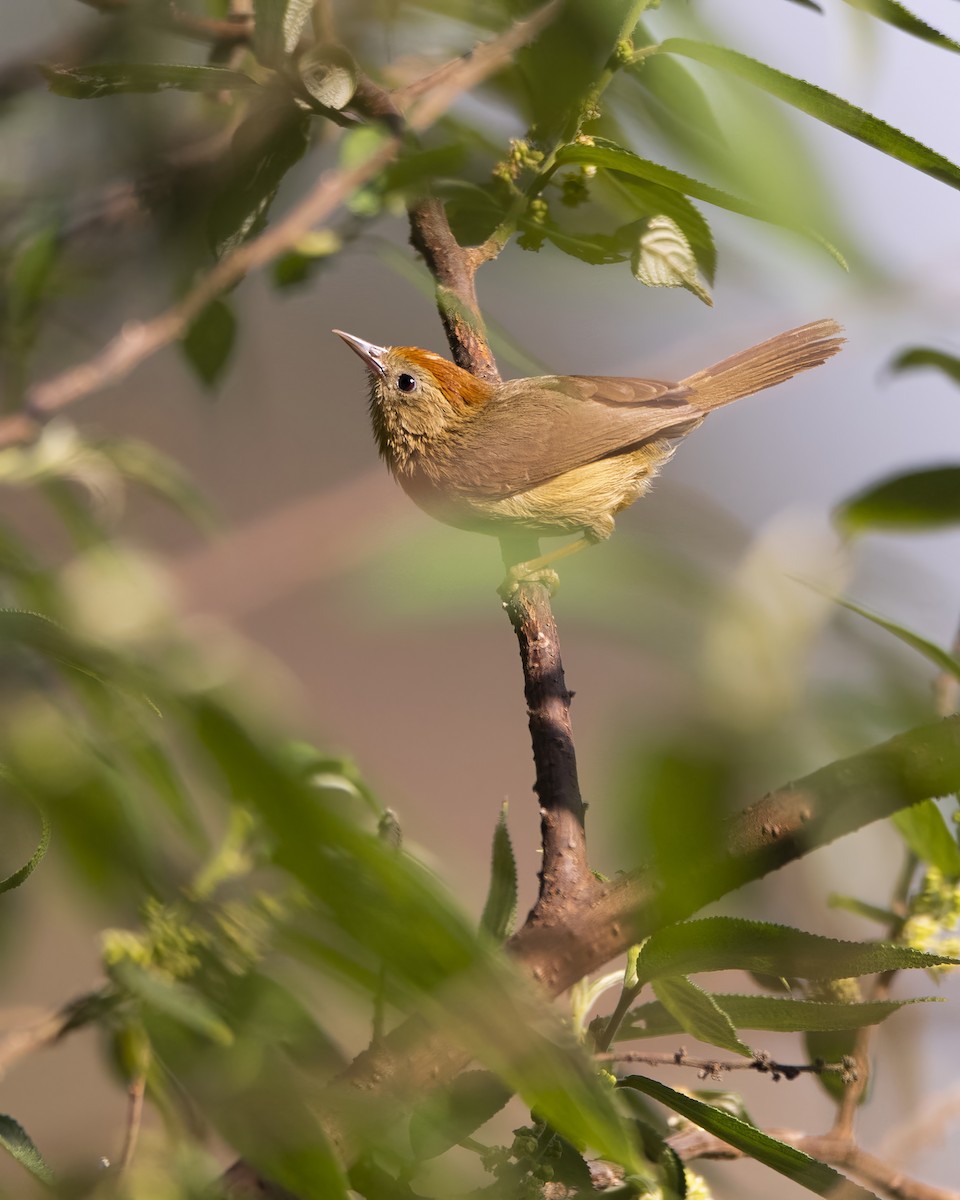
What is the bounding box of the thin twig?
[603,1048,854,1083]
[0,991,109,1080]
[118,1073,146,1173]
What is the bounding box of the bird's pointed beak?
[333,329,388,376]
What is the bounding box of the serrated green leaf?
[827,593,960,682]
[182,299,237,390]
[630,214,712,305]
[618,993,933,1040]
[0,803,50,894]
[634,917,959,984]
[842,0,960,54]
[619,1076,875,1197]
[409,1071,513,1160]
[659,39,960,192]
[41,62,260,98]
[836,467,960,534]
[0,1115,54,1184]
[480,805,518,940]
[534,220,623,263]
[890,347,960,386]
[893,801,960,878]
[111,960,234,1045]
[554,138,846,266]
[652,976,751,1056]
[298,44,357,110]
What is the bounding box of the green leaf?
[182,299,237,389]
[41,62,260,98]
[619,1076,876,1197]
[659,39,960,192]
[253,0,288,66]
[828,895,899,926]
[409,1071,513,1160]
[890,347,960,386]
[630,214,712,305]
[634,917,959,984]
[0,1115,54,1185]
[96,437,217,531]
[827,594,960,681]
[604,175,717,283]
[208,104,310,257]
[617,993,933,1040]
[836,467,960,534]
[298,44,358,110]
[0,803,50,895]
[554,138,846,266]
[191,699,645,1174]
[893,801,960,878]
[480,804,518,940]
[627,25,724,150]
[5,223,61,337]
[110,960,234,1045]
[805,1028,860,1104]
[273,230,342,289]
[841,0,960,55]
[651,976,751,1056]
[0,609,106,678]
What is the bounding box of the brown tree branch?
[670,1126,960,1200]
[0,991,108,1081]
[312,714,960,1163]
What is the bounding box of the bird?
[334,319,844,588]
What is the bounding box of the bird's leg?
[497,535,592,599]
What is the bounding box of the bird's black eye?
[397,373,417,393]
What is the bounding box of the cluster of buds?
[492,136,545,184]
[901,866,960,970]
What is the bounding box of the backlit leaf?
[659,39,960,192]
[634,917,959,984]
[0,1116,54,1185]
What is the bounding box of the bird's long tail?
[681,318,844,412]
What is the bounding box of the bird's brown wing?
[436,375,702,498]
